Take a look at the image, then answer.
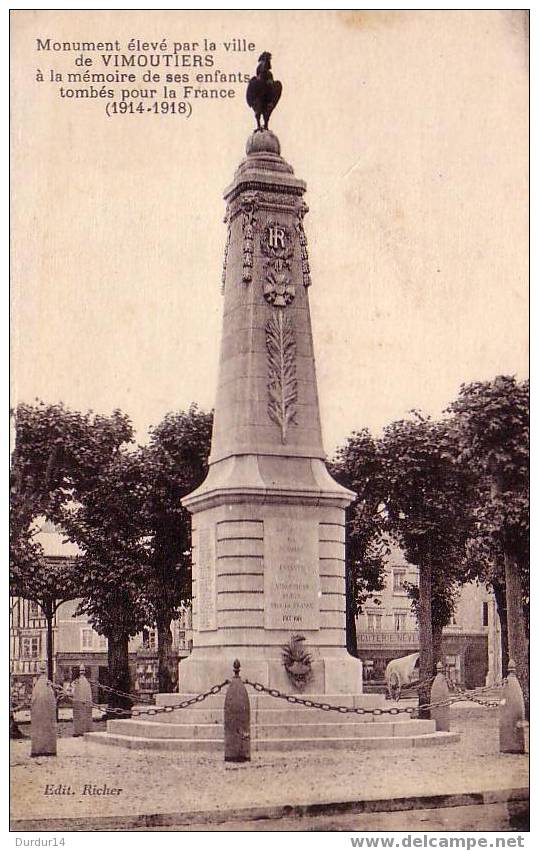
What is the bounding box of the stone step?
[107,718,435,739]
[86,730,460,752]
[131,707,405,725]
[153,693,387,710]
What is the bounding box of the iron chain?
[452,679,506,697]
[84,678,154,704]
[400,676,435,693]
[23,676,502,722]
[12,701,32,713]
[131,681,230,717]
[48,679,231,718]
[244,680,417,716]
[244,679,501,715]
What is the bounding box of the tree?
[10,543,79,683]
[377,413,474,714]
[10,402,133,682]
[448,376,529,714]
[403,573,459,670]
[460,532,510,678]
[61,449,149,714]
[140,406,213,691]
[331,429,389,657]
[10,402,134,522]
[61,404,213,702]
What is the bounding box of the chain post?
[224,659,251,763]
[30,663,57,757]
[500,659,526,754]
[72,665,93,736]
[430,661,451,731]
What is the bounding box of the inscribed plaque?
[264,518,320,630]
[197,526,217,631]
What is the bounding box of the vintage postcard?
[10,8,529,838]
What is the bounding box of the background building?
[356,546,502,688]
[10,521,193,703]
[11,527,501,700]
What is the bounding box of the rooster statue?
[246,52,282,132]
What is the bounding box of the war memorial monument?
[89,55,461,750]
[178,51,361,697]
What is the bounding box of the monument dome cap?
[246,129,281,156]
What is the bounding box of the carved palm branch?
[266,309,298,443]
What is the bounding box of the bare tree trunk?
[431,621,443,671]
[491,578,509,678]
[43,599,55,684]
[106,632,132,717]
[418,562,433,719]
[345,562,359,658]
[156,618,176,693]
[504,552,529,718]
[42,599,59,720]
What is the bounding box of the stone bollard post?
[430,661,450,732]
[30,663,57,757]
[72,665,93,736]
[224,659,251,762]
[500,660,526,754]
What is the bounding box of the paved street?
[11,712,528,831]
[135,802,529,832]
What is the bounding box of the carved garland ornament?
[295,201,312,289]
[220,207,231,295]
[240,192,259,283]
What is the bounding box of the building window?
[81,628,93,650]
[394,612,406,632]
[482,602,489,627]
[28,601,41,619]
[98,635,107,650]
[367,612,382,632]
[142,628,157,649]
[446,655,460,685]
[21,636,41,659]
[393,570,406,592]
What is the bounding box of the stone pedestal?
[499,661,526,754]
[30,671,57,757]
[181,130,359,695]
[72,668,93,736]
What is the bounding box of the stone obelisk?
[181,57,359,695]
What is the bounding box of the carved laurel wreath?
[266,309,298,443]
[282,634,313,691]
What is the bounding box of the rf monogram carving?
[261,221,295,306]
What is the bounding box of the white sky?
[10,9,529,457]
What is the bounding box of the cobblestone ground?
[135,803,529,832]
[10,713,528,827]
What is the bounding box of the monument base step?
[85,730,460,752]
[132,707,394,724]
[89,692,460,752]
[153,692,387,709]
[106,718,436,739]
